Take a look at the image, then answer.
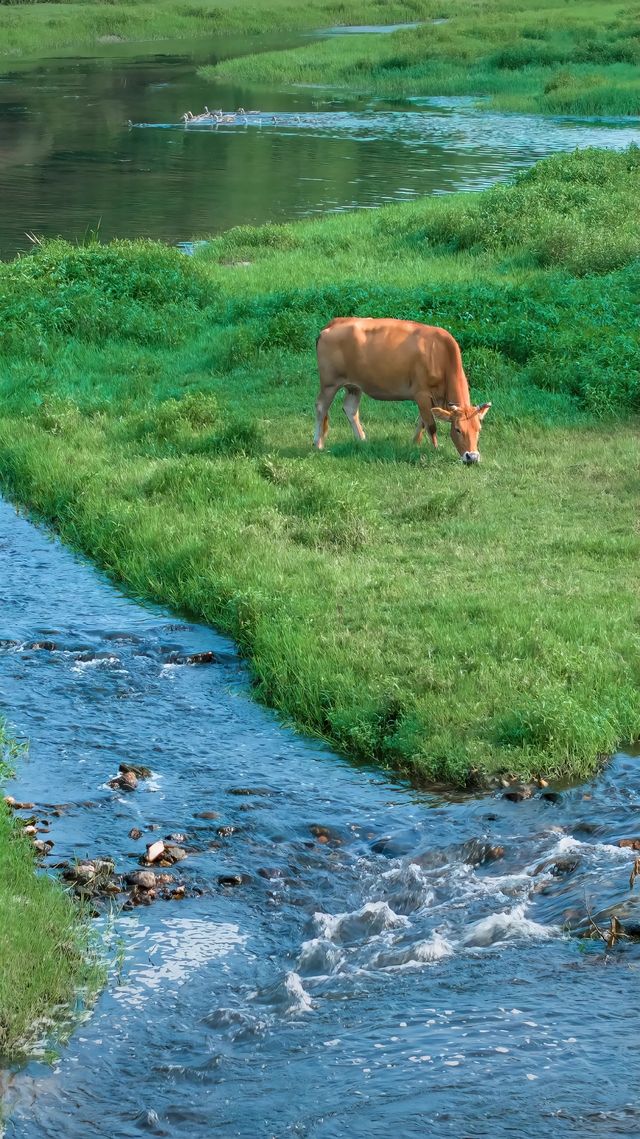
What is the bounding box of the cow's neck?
[446,368,471,409]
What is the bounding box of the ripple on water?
[2,496,640,1137]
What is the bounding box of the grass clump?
[0,148,638,785]
[0,726,97,1059]
[202,0,640,116]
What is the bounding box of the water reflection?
[1,37,639,258]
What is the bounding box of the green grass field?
[0,148,638,785]
[0,727,97,1059]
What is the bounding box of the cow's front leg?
[415,398,437,448]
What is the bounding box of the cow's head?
[432,403,491,464]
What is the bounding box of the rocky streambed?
[1,495,640,1137]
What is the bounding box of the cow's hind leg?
[343,387,366,442]
[314,385,339,450]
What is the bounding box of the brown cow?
[314,317,491,463]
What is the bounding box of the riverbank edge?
[0,723,100,1062]
[0,0,436,71]
[199,1,640,117]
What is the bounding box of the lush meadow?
[202,0,640,116]
[0,148,638,785]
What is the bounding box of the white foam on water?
[462,904,558,948]
[282,972,314,1015]
[369,932,454,971]
[551,834,632,860]
[296,937,346,977]
[71,654,123,674]
[313,901,409,944]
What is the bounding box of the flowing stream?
[1,498,640,1136]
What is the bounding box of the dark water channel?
[2,497,640,1135]
[1,32,640,258]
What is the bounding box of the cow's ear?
[432,406,453,422]
[476,402,492,420]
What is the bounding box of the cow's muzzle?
[462,451,480,465]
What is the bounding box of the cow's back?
[317,317,459,400]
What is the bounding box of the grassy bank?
[0,148,638,785]
[4,0,639,119]
[201,0,640,116]
[0,726,96,1059]
[0,0,437,66]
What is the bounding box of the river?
[1,31,640,258]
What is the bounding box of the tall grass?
[0,723,97,1059]
[201,0,640,116]
[0,149,638,784]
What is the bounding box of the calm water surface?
[1,498,640,1136]
[1,33,640,257]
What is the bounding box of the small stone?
[195,811,219,820]
[309,824,343,844]
[218,874,247,887]
[165,833,188,844]
[258,867,286,880]
[619,838,640,851]
[119,762,152,779]
[110,771,138,792]
[502,785,534,803]
[216,825,236,838]
[129,827,143,840]
[538,777,549,788]
[144,840,165,864]
[33,839,54,856]
[168,885,186,900]
[129,888,156,906]
[227,787,272,797]
[534,856,580,877]
[63,860,97,884]
[126,870,156,890]
[462,840,505,865]
[184,651,217,665]
[3,796,16,808]
[164,844,187,863]
[23,825,37,836]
